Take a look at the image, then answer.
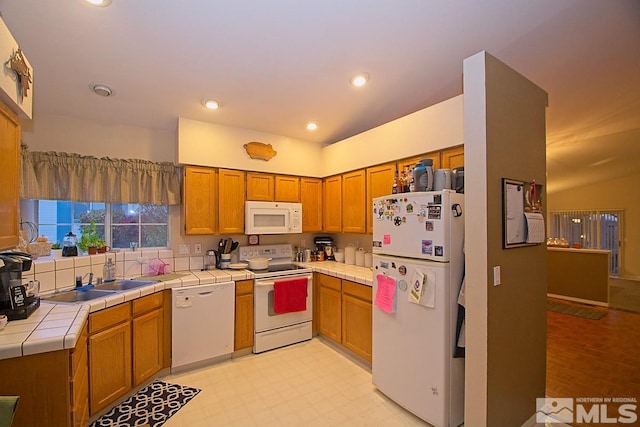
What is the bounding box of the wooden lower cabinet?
[132,293,164,386]
[89,318,132,415]
[234,279,254,350]
[317,274,372,362]
[0,348,80,427]
[89,292,166,416]
[71,323,90,427]
[341,280,373,362]
[317,274,342,344]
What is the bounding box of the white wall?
[321,95,463,176]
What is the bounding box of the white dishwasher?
[171,282,235,373]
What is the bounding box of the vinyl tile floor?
[163,338,427,426]
[163,338,567,427]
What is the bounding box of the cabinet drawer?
[317,274,341,292]
[89,303,130,334]
[132,292,163,316]
[235,280,253,296]
[342,280,372,303]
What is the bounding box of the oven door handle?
[255,281,275,287]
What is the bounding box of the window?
[549,209,623,276]
[25,199,169,250]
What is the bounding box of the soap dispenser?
[103,257,116,282]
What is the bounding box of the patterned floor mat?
[90,380,200,427]
[547,300,607,320]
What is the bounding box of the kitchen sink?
[42,288,118,303]
[94,279,157,291]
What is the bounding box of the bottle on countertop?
[103,257,116,282]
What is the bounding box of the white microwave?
[245,201,303,235]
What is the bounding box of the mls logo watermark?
[536,397,638,424]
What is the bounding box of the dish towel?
[274,278,308,313]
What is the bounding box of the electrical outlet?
[301,239,306,249]
[354,240,360,248]
[493,266,501,286]
[179,244,190,255]
[194,243,202,254]
[136,257,149,264]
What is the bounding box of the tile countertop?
[298,261,374,286]
[0,263,373,361]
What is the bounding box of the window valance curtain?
[20,144,182,205]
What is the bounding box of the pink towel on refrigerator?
[274,278,308,313]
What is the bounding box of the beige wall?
[177,95,463,178]
[21,114,176,163]
[464,51,548,426]
[547,172,640,279]
[177,117,324,177]
[0,16,32,119]
[321,95,463,176]
[21,96,463,256]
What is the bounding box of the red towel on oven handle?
[273,278,308,314]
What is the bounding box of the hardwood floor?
[609,278,640,314]
[546,298,640,425]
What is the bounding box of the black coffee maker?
[0,251,39,320]
[314,236,336,261]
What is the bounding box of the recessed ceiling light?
[85,0,112,6]
[202,99,220,110]
[89,83,113,97]
[306,121,319,131]
[350,73,370,87]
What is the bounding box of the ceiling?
[1,0,638,193]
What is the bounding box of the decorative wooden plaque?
[243,141,277,161]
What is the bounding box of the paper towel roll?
[364,252,372,268]
[344,244,356,265]
[355,248,365,266]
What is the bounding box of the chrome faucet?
[75,272,94,288]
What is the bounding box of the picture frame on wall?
[502,178,543,248]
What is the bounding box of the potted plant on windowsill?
[78,220,105,255]
[51,242,62,258]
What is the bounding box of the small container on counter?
[344,244,356,265]
[355,248,365,266]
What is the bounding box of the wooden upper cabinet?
[218,169,245,234]
[366,163,396,234]
[274,175,300,202]
[0,102,20,250]
[183,166,217,235]
[342,169,366,234]
[246,172,274,201]
[440,145,464,169]
[300,177,323,232]
[396,151,441,175]
[323,175,342,232]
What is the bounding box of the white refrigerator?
[372,190,465,427]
